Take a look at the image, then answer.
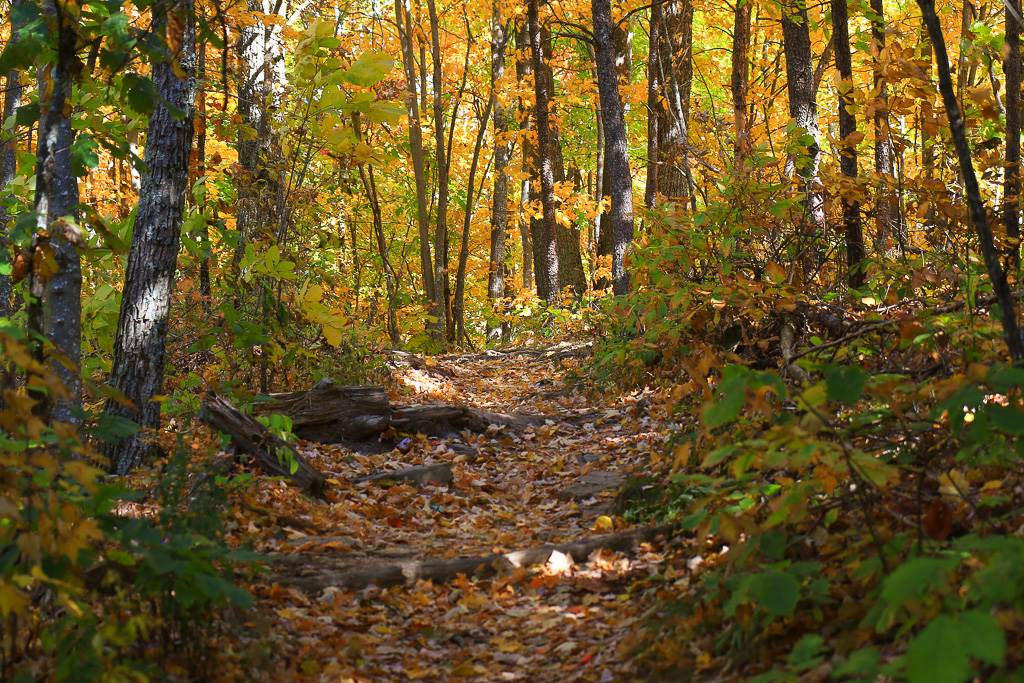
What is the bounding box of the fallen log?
[198,394,328,498]
[253,381,391,442]
[271,523,678,593]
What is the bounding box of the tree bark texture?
[831,0,865,288]
[593,0,634,296]
[731,0,752,159]
[28,0,82,423]
[395,0,439,333]
[653,0,696,207]
[918,0,1024,362]
[1005,0,1021,268]
[515,21,536,293]
[103,0,197,474]
[529,0,559,303]
[869,0,900,252]
[0,0,24,323]
[645,4,661,209]
[781,0,826,248]
[428,0,451,337]
[488,2,511,340]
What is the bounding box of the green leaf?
[753,572,800,617]
[71,134,100,177]
[880,556,957,606]
[341,51,394,87]
[959,610,1006,666]
[902,615,970,683]
[826,365,867,404]
[124,74,159,115]
[787,634,823,668]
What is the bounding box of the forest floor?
[206,344,690,682]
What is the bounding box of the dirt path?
[225,347,676,682]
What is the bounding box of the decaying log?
[271,523,678,593]
[254,381,391,442]
[392,404,548,434]
[198,394,328,498]
[353,463,454,486]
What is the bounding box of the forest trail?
[231,345,681,682]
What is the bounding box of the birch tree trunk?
[103,0,197,473]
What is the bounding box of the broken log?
[270,523,678,593]
[198,394,328,498]
[254,381,391,442]
[352,463,454,487]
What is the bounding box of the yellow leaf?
[322,324,343,346]
[0,583,29,617]
[593,515,614,532]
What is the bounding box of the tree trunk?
[593,0,635,296]
[395,0,440,337]
[529,0,559,303]
[781,0,826,259]
[428,0,452,337]
[454,101,494,344]
[1005,0,1021,268]
[645,4,661,209]
[654,0,696,207]
[102,0,197,474]
[195,39,212,310]
[488,3,511,340]
[731,0,752,159]
[360,164,400,346]
[832,0,865,288]
[918,0,1024,361]
[28,0,82,423]
[515,21,536,294]
[0,0,24,324]
[869,0,900,252]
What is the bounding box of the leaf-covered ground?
[205,345,684,682]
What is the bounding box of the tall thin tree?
[529,0,559,302]
[832,0,865,287]
[103,0,198,473]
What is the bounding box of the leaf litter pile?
[200,347,685,682]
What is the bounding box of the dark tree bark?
[645,4,661,209]
[488,3,511,340]
[28,0,82,423]
[195,39,212,310]
[454,100,493,344]
[731,0,752,159]
[103,0,197,474]
[395,0,440,336]
[514,22,535,292]
[781,0,826,253]
[360,164,400,345]
[832,0,865,287]
[919,0,1024,362]
[529,0,559,302]
[653,0,696,206]
[1,0,25,324]
[593,0,634,296]
[1005,0,1021,268]
[869,0,901,251]
[428,0,452,336]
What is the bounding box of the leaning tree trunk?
[592,0,634,296]
[529,0,559,303]
[832,0,865,287]
[103,0,197,474]
[1005,0,1021,269]
[781,0,826,262]
[487,3,511,340]
[919,0,1024,361]
[28,0,82,423]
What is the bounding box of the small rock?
[558,470,626,502]
[353,463,454,487]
